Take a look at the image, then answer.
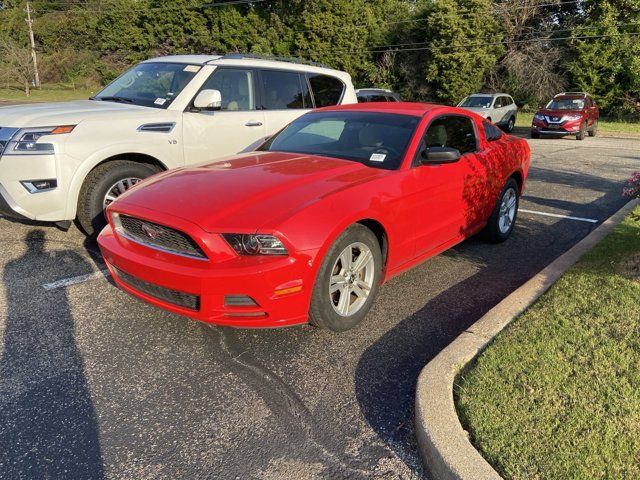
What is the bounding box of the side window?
[200,68,255,111]
[424,116,478,155]
[493,97,503,108]
[504,97,513,106]
[483,122,502,141]
[261,70,309,110]
[369,95,389,102]
[308,74,344,107]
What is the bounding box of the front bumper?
[531,118,583,136]
[97,225,314,328]
[0,152,68,221]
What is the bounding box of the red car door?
[409,114,484,258]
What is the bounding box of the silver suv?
[457,93,518,132]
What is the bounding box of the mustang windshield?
[94,62,200,109]
[260,111,420,170]
[546,97,585,110]
[459,96,493,108]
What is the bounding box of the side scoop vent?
[137,122,176,133]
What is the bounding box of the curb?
[414,198,640,480]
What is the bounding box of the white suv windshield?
[459,96,493,108]
[94,62,200,109]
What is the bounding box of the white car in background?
[457,93,518,133]
[0,54,357,235]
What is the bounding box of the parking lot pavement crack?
[205,326,373,478]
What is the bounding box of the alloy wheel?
[103,177,142,210]
[329,242,375,317]
[498,187,517,234]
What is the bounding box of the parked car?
[98,103,530,332]
[457,93,518,132]
[0,54,357,236]
[531,92,599,140]
[356,88,401,103]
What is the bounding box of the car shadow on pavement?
[0,230,105,479]
[354,168,628,476]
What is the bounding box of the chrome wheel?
[103,177,141,209]
[498,187,517,234]
[329,242,375,317]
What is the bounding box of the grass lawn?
[516,112,640,136]
[456,205,640,480]
[0,85,96,104]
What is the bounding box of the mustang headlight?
[222,234,288,256]
[8,125,75,154]
[533,114,545,121]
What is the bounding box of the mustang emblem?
[141,223,160,239]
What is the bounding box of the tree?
[396,0,502,104]
[0,38,35,94]
[567,0,640,118]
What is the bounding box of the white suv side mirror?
[194,89,222,111]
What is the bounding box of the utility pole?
[25,1,40,88]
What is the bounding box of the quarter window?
[424,116,477,155]
[261,70,309,110]
[483,122,503,141]
[308,74,344,107]
[200,68,255,111]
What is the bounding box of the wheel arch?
[65,151,170,219]
[509,170,524,194]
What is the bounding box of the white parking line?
[43,269,111,291]
[519,208,599,224]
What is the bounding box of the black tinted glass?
[425,116,477,154]
[308,74,344,107]
[261,70,308,110]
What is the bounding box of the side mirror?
[421,146,462,165]
[193,89,222,111]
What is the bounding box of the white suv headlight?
[7,125,75,154]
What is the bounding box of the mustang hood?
[115,151,388,232]
[0,100,158,128]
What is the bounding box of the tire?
[588,120,598,137]
[77,160,158,237]
[531,130,540,139]
[480,177,520,243]
[309,224,382,332]
[576,122,587,141]
[505,116,515,133]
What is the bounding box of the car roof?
[316,102,452,118]
[356,88,395,94]
[468,93,511,98]
[140,54,350,79]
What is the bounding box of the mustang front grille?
[117,215,207,260]
[111,265,200,311]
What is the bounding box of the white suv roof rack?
[218,53,329,69]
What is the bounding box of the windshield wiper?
[96,96,135,104]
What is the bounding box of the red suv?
[531,92,599,140]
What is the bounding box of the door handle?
[245,121,263,127]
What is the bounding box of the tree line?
[1,0,638,118]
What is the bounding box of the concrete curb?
[414,198,640,480]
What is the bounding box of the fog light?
[224,295,258,307]
[21,179,57,193]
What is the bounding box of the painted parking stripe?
[43,269,110,291]
[519,208,599,224]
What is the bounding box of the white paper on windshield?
[370,153,386,162]
[154,98,167,106]
[184,65,201,73]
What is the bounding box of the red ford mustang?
[98,103,530,332]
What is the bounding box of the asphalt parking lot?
[0,134,638,479]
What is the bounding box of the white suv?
[457,93,518,132]
[0,54,357,235]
